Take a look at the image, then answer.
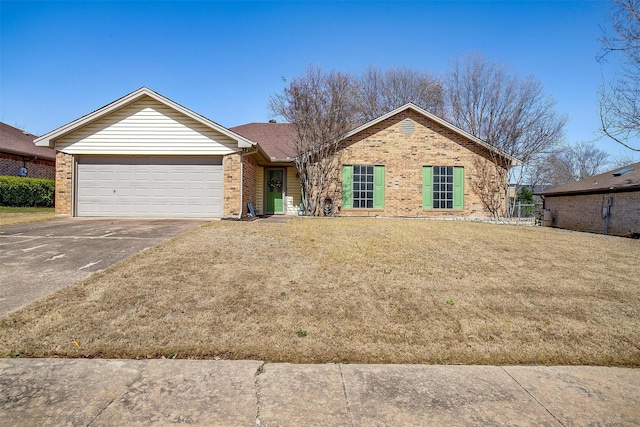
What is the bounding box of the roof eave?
[538,185,640,196]
[0,147,55,161]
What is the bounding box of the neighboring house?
[0,122,55,179]
[537,162,640,237]
[36,87,516,218]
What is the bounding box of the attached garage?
[35,87,256,219]
[76,156,223,217]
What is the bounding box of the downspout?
[238,146,259,220]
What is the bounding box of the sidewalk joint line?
[500,366,566,427]
[338,364,355,427]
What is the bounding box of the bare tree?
[469,156,510,217]
[445,53,567,216]
[564,141,611,180]
[610,151,637,168]
[598,0,640,151]
[531,142,610,187]
[269,66,356,216]
[354,66,444,122]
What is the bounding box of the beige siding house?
[37,87,514,219]
[36,87,258,218]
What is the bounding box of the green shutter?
[422,166,433,209]
[453,167,464,210]
[373,165,385,209]
[342,165,353,208]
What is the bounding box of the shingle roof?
[537,161,640,196]
[230,104,519,166]
[0,122,55,161]
[229,122,297,160]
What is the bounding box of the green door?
[266,169,284,214]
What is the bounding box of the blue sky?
[0,0,632,158]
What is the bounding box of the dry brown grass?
[0,207,56,225]
[1,218,639,366]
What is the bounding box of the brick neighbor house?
[35,87,516,218]
[1,122,55,179]
[537,162,640,237]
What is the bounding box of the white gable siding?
[56,96,240,155]
[285,167,301,215]
[256,166,264,214]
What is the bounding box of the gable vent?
[401,119,415,134]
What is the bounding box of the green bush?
[0,176,55,207]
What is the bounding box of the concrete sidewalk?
[1,359,638,426]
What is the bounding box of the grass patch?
[1,218,638,366]
[0,206,56,225]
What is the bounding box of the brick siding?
[335,109,505,218]
[55,152,73,216]
[242,155,257,216]
[0,152,55,179]
[545,191,640,237]
[223,153,241,217]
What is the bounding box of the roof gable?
[342,103,520,165]
[234,104,520,166]
[35,87,254,150]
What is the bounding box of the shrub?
[0,176,55,207]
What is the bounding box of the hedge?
[0,176,55,207]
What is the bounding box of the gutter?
[537,185,640,197]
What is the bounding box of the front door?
[266,169,284,214]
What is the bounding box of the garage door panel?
[77,156,223,217]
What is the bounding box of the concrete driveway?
[0,218,208,316]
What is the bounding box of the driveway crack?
[86,362,144,427]
[254,362,265,426]
[500,366,565,427]
[338,364,355,427]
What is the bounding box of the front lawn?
[1,218,638,366]
[0,206,56,225]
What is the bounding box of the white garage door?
[77,156,223,217]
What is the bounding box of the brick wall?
[0,152,55,179]
[242,155,257,216]
[545,191,640,237]
[335,109,505,218]
[223,153,241,217]
[55,152,73,216]
[223,153,258,218]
